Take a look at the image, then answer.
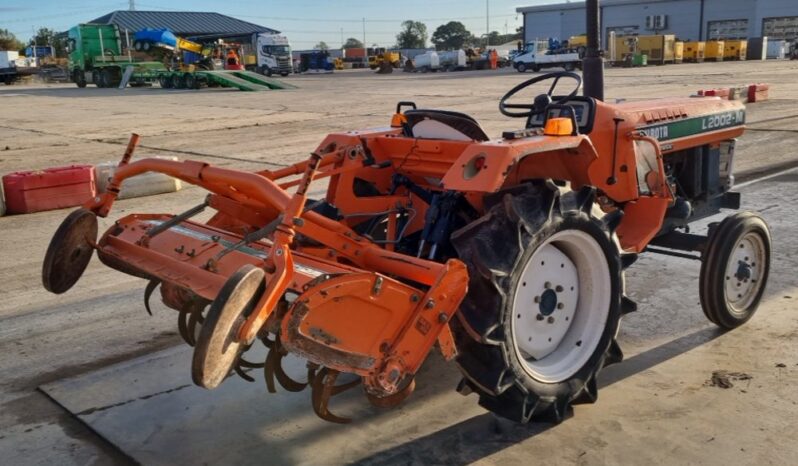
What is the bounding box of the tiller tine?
[143,279,160,316]
[311,367,361,424]
[264,337,308,393]
[232,348,264,382]
[177,299,206,347]
[366,377,416,409]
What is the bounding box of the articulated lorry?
[66,24,162,87]
[248,33,292,77]
[66,24,293,91]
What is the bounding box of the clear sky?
[1,0,553,48]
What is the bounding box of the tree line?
[315,20,521,51]
[0,28,66,56]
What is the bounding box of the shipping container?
[343,48,367,59]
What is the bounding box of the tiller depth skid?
[44,134,467,423]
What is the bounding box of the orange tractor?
[42,6,770,425]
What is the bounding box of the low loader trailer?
[155,69,295,91]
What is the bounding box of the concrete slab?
[39,170,798,465]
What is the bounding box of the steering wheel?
[499,71,582,118]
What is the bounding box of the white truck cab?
[256,34,292,77]
[513,40,581,73]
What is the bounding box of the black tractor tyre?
[184,73,199,90]
[699,212,771,329]
[174,74,187,89]
[101,69,114,88]
[93,70,103,88]
[73,69,86,88]
[451,182,635,423]
[104,68,121,88]
[158,75,172,89]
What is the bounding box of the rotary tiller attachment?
[41,134,469,424]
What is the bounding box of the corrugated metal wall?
[522,0,798,44]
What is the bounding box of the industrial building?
[86,10,277,41]
[517,0,798,44]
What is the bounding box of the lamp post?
[486,0,490,47]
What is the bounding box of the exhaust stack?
[582,0,604,101]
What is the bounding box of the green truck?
[66,24,163,88]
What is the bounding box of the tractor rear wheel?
[699,212,771,329]
[452,183,632,423]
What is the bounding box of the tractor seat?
[403,109,490,142]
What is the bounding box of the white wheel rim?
[724,232,766,315]
[511,230,611,383]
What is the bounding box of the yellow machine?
[683,41,705,62]
[333,57,344,70]
[705,40,725,61]
[368,51,401,70]
[636,34,676,64]
[674,41,684,63]
[612,36,637,64]
[176,37,203,54]
[568,35,587,48]
[723,40,747,60]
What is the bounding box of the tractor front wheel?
[699,212,771,329]
[452,183,632,423]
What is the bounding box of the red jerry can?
[2,165,96,214]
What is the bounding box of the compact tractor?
[43,2,770,425]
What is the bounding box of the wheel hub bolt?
[547,316,555,324]
[536,314,544,321]
[544,281,552,289]
[555,285,564,292]
[534,296,540,303]
[557,303,564,310]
